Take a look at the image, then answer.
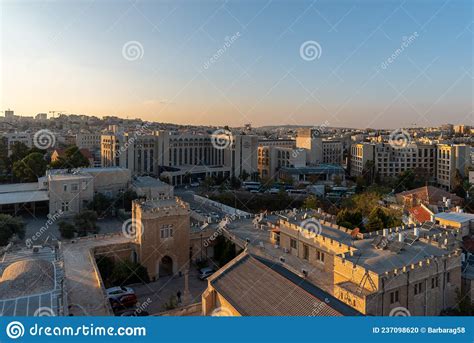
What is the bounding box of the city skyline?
[1,0,473,129]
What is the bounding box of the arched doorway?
[159,256,173,277]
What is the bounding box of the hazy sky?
[1,0,472,128]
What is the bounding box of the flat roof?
[0,190,49,205]
[0,183,39,193]
[435,212,474,223]
[133,176,170,188]
[345,237,450,274]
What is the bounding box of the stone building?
[132,197,191,280]
[275,212,462,315]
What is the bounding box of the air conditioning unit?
[283,248,289,253]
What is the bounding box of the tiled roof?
[408,205,432,223]
[397,186,462,204]
[209,252,360,316]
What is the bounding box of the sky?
[1,0,472,129]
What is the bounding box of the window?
[61,202,69,212]
[63,184,67,192]
[303,244,309,260]
[71,183,78,192]
[446,272,450,284]
[390,290,399,304]
[290,239,297,249]
[414,282,423,295]
[431,277,439,289]
[316,251,325,263]
[160,224,174,239]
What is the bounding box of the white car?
[106,286,135,300]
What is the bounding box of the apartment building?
[436,144,471,190]
[350,142,470,190]
[258,138,295,148]
[257,146,306,179]
[76,133,102,150]
[295,128,343,165]
[6,132,32,155]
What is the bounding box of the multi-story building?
[6,132,32,155]
[258,138,295,148]
[350,142,471,190]
[275,213,461,315]
[76,133,101,150]
[35,113,47,120]
[133,197,191,280]
[101,130,259,185]
[295,128,343,165]
[257,146,306,179]
[436,144,471,190]
[350,143,375,176]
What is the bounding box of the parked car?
[106,286,135,300]
[199,267,215,280]
[190,182,200,187]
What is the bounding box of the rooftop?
[209,252,360,316]
[0,246,64,316]
[434,212,474,224]
[344,234,453,274]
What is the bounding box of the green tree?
[115,190,138,211]
[13,152,47,182]
[336,209,363,229]
[50,145,90,169]
[240,169,250,181]
[87,193,113,217]
[0,214,25,246]
[74,210,99,236]
[110,260,150,285]
[303,195,320,209]
[58,221,75,239]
